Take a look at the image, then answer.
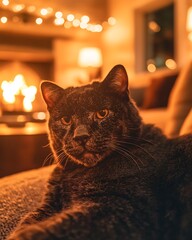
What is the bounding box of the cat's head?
[41,65,142,168]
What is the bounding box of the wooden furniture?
[0,123,52,178]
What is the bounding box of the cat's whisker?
[121,135,154,145]
[110,134,153,147]
[62,156,69,170]
[114,142,145,166]
[42,152,55,167]
[110,144,141,172]
[113,137,156,162]
[43,148,64,167]
[108,135,145,166]
[56,150,66,165]
[124,142,156,162]
[42,142,51,148]
[54,149,71,171]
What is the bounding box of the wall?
[0,0,108,87]
[102,0,191,82]
[102,0,135,80]
[53,33,102,87]
[187,0,192,59]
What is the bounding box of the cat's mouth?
[66,150,103,167]
[81,152,100,167]
[64,141,111,167]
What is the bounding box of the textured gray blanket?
[0,165,54,240]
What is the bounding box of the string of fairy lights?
[0,0,117,32]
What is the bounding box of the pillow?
[180,109,192,136]
[142,72,178,109]
[165,60,192,138]
[129,86,146,107]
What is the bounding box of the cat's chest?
[61,170,151,202]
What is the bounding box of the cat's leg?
[7,201,97,240]
[7,205,116,240]
[8,198,157,240]
[12,167,69,232]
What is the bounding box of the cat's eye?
[95,109,109,119]
[61,116,72,126]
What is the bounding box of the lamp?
[78,47,102,80]
[187,6,192,41]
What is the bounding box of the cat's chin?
[70,152,102,168]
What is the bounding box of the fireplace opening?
[0,61,51,127]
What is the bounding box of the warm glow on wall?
[78,48,103,68]
[187,6,192,41]
[187,7,192,31]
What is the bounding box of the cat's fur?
[8,65,192,240]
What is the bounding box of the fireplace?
[0,61,52,177]
[0,61,48,127]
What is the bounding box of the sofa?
[0,166,55,240]
[130,59,192,137]
[0,60,192,240]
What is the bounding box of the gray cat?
[8,65,192,240]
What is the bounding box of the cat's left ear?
[102,65,128,94]
[41,81,64,110]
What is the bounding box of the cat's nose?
[73,125,90,143]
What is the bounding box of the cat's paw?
[8,225,50,240]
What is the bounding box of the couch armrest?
[0,165,54,240]
[139,108,168,133]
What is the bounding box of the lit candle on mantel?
[1,74,37,112]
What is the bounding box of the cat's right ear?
[41,81,64,110]
[102,65,129,94]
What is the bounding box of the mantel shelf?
[0,48,53,62]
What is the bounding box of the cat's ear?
[102,65,128,94]
[41,81,64,110]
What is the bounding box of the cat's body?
[8,65,192,240]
